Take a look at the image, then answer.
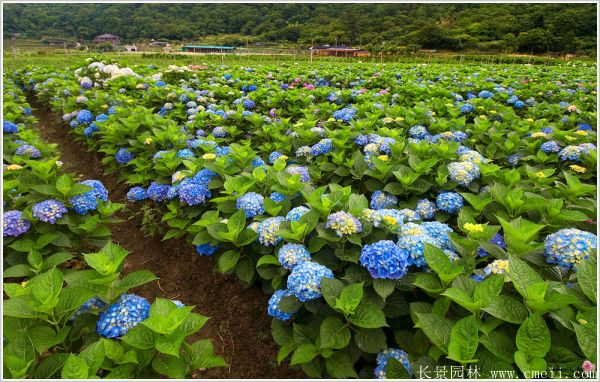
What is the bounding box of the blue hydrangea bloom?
[71,297,107,320]
[514,100,525,108]
[326,211,362,237]
[448,161,480,187]
[460,103,474,114]
[477,233,506,257]
[558,145,586,162]
[69,193,98,215]
[577,123,592,131]
[478,90,494,99]
[15,145,41,159]
[375,348,413,379]
[177,149,195,158]
[178,183,211,205]
[278,243,312,270]
[77,109,93,124]
[286,166,310,183]
[269,151,284,163]
[236,192,265,218]
[268,289,297,321]
[212,126,227,138]
[332,107,356,122]
[540,140,561,153]
[507,153,522,167]
[108,106,116,115]
[421,221,454,250]
[310,139,334,156]
[115,148,134,164]
[436,192,463,214]
[252,157,266,167]
[147,182,170,202]
[416,199,437,220]
[270,192,287,203]
[243,99,256,110]
[397,234,439,268]
[287,261,334,302]
[370,190,398,210]
[96,294,150,338]
[69,120,79,128]
[408,125,429,140]
[32,199,68,224]
[197,243,219,256]
[154,81,166,87]
[193,168,218,185]
[286,206,310,222]
[96,114,109,122]
[3,120,18,133]
[255,217,285,246]
[3,210,31,237]
[127,187,147,202]
[544,229,597,271]
[360,240,410,279]
[83,123,99,137]
[80,180,108,201]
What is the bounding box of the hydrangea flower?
[3,210,30,237]
[115,148,134,164]
[436,192,463,214]
[375,348,413,379]
[397,234,439,268]
[69,193,98,215]
[3,120,18,134]
[178,183,211,205]
[559,145,586,162]
[127,186,147,202]
[460,103,474,114]
[177,149,195,158]
[278,243,312,270]
[544,229,597,270]
[32,199,68,224]
[96,294,150,338]
[477,233,507,257]
[270,192,287,203]
[243,99,256,110]
[77,109,93,124]
[416,199,437,220]
[421,221,454,250]
[83,123,99,137]
[197,243,219,256]
[507,153,522,167]
[147,182,170,202]
[269,151,285,163]
[212,126,227,138]
[360,240,410,279]
[408,125,429,140]
[286,206,310,222]
[370,190,398,210]
[478,90,494,99]
[71,296,107,320]
[459,150,487,164]
[326,211,362,237]
[541,140,561,153]
[256,217,285,246]
[310,139,334,156]
[332,107,356,122]
[287,261,334,302]
[252,157,266,167]
[15,144,41,159]
[80,180,108,201]
[286,166,310,183]
[236,192,265,218]
[448,161,480,186]
[268,289,297,321]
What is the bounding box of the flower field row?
[9,58,598,378]
[2,80,225,378]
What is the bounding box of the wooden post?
[310,48,313,65]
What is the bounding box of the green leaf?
[152,355,187,378]
[412,273,444,293]
[386,358,411,379]
[84,241,129,276]
[156,333,185,357]
[335,282,363,314]
[572,322,597,361]
[482,295,529,324]
[353,327,387,354]
[116,270,158,293]
[55,174,73,196]
[227,209,247,236]
[290,343,318,365]
[474,274,505,306]
[480,331,517,364]
[577,255,597,304]
[61,354,89,379]
[508,254,544,298]
[278,295,302,313]
[423,243,463,284]
[216,250,240,273]
[516,314,551,358]
[321,278,345,309]
[184,339,227,369]
[324,351,358,378]
[28,325,57,354]
[79,340,105,374]
[235,256,255,283]
[448,315,479,363]
[320,316,351,350]
[271,319,293,346]
[349,303,387,328]
[55,287,96,318]
[33,353,69,379]
[30,267,63,305]
[373,278,396,300]
[102,338,125,361]
[415,313,453,354]
[277,343,295,365]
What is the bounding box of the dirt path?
[28,97,303,379]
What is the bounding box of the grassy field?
[3,49,594,72]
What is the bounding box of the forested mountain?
[3,3,597,54]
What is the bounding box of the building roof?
[310,46,367,52]
[96,34,119,39]
[183,45,235,50]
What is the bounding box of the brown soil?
[28,97,304,379]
